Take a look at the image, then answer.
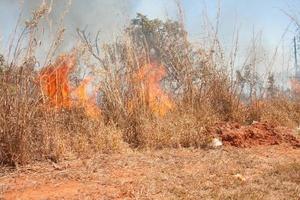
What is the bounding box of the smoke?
[1,0,135,59]
[54,0,135,43]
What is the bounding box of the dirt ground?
[210,122,300,148]
[1,145,299,200]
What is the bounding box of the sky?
[135,0,298,43]
[0,1,298,44]
[133,0,300,81]
[0,0,299,78]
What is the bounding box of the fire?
[39,53,172,118]
[133,62,173,116]
[39,54,76,108]
[39,53,101,118]
[74,77,101,118]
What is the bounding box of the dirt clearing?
[1,145,299,200]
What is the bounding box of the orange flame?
[39,53,101,118]
[74,77,101,118]
[133,62,173,116]
[39,54,76,109]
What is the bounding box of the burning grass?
[1,3,300,166]
[39,54,76,109]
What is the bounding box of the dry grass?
[135,112,214,149]
[246,96,300,127]
[1,146,299,199]
[1,1,300,167]
[1,2,300,200]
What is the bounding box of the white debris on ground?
[234,173,246,181]
[210,138,223,149]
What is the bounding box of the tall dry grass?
[1,2,300,166]
[0,3,126,166]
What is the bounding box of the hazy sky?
[136,0,299,47]
[135,0,300,77]
[0,1,298,42]
[0,0,299,76]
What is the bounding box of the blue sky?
[134,0,300,78]
[135,0,299,47]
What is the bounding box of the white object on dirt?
[210,138,223,148]
[234,173,246,181]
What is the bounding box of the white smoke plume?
[1,0,135,61]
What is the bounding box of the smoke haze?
[1,0,136,56]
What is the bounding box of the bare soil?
[1,145,299,200]
[210,122,300,148]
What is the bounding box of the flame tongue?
[74,77,101,118]
[39,54,76,109]
[39,54,101,118]
[39,54,172,118]
[135,62,173,116]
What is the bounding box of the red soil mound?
[210,122,300,148]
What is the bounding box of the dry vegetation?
[1,146,299,199]
[0,2,300,199]
[0,1,299,167]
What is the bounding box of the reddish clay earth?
[211,122,300,148]
[0,124,299,200]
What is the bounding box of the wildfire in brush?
[39,54,76,109]
[133,62,173,116]
[39,53,172,118]
[74,77,101,118]
[39,54,101,118]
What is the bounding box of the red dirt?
[210,122,300,148]
[1,146,300,199]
